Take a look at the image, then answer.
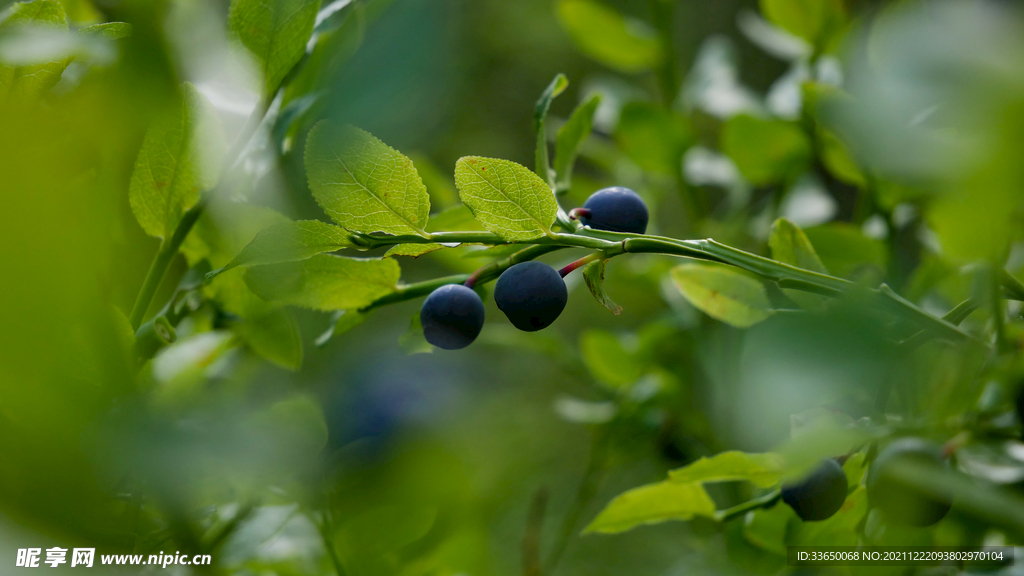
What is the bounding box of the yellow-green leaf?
[615,101,692,175]
[556,0,663,73]
[0,0,70,102]
[129,84,225,239]
[668,451,784,488]
[769,218,827,274]
[584,480,716,534]
[214,219,351,276]
[240,308,303,370]
[554,93,602,190]
[670,263,773,328]
[720,114,811,185]
[454,156,557,241]
[582,259,622,315]
[759,0,845,49]
[244,254,399,311]
[228,0,321,96]
[305,122,430,236]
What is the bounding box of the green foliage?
[454,156,557,241]
[720,114,811,185]
[579,329,641,389]
[615,101,692,175]
[306,122,431,236]
[803,223,887,280]
[759,0,845,50]
[553,93,601,192]
[667,451,784,488]
[556,0,663,73]
[399,312,433,355]
[0,0,70,102]
[533,73,568,186]
[228,0,322,96]
[244,254,400,311]
[670,263,773,328]
[129,84,225,239]
[214,219,351,276]
[239,308,303,370]
[582,259,621,315]
[583,480,715,534]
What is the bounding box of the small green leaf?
[384,243,443,258]
[818,129,866,187]
[615,101,692,175]
[243,254,399,311]
[213,220,351,277]
[315,309,368,346]
[668,451,784,488]
[769,218,827,274]
[556,0,663,73]
[534,73,568,186]
[759,0,845,49]
[579,329,640,389]
[0,0,69,101]
[228,0,321,96]
[803,223,888,281]
[584,480,716,534]
[129,84,225,239]
[78,21,131,39]
[454,156,557,241]
[670,263,773,328]
[305,122,430,236]
[743,504,797,555]
[426,204,481,233]
[554,93,601,191]
[398,312,433,355]
[720,114,811,185]
[240,308,303,370]
[583,259,621,315]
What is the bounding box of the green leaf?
[305,122,430,236]
[553,93,602,191]
[398,312,433,355]
[454,156,557,241]
[720,114,811,185]
[213,220,351,277]
[579,329,641,389]
[582,259,622,315]
[668,451,784,488]
[426,204,481,233]
[556,0,663,73]
[743,504,797,555]
[240,308,303,370]
[615,101,692,175]
[129,84,225,239]
[759,0,845,49]
[243,254,399,311]
[769,218,827,274]
[803,223,888,281]
[228,0,321,96]
[315,309,368,346]
[791,487,865,544]
[584,480,716,534]
[534,73,568,186]
[0,0,69,101]
[670,263,773,328]
[384,243,443,258]
[818,129,866,188]
[78,21,131,39]
[250,395,328,457]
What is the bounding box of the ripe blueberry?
[782,459,848,521]
[867,438,951,527]
[494,261,568,332]
[580,187,649,234]
[420,284,485,350]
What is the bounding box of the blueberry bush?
[4,0,1024,574]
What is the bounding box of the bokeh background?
[3,0,1024,574]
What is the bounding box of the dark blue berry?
[867,438,951,527]
[494,262,567,332]
[420,284,485,350]
[581,187,649,234]
[782,459,849,521]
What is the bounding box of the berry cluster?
[420,187,648,349]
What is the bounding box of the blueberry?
[581,187,649,234]
[781,459,848,521]
[494,262,568,331]
[867,438,951,527]
[420,284,485,350]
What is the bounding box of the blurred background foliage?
[3,0,1024,574]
